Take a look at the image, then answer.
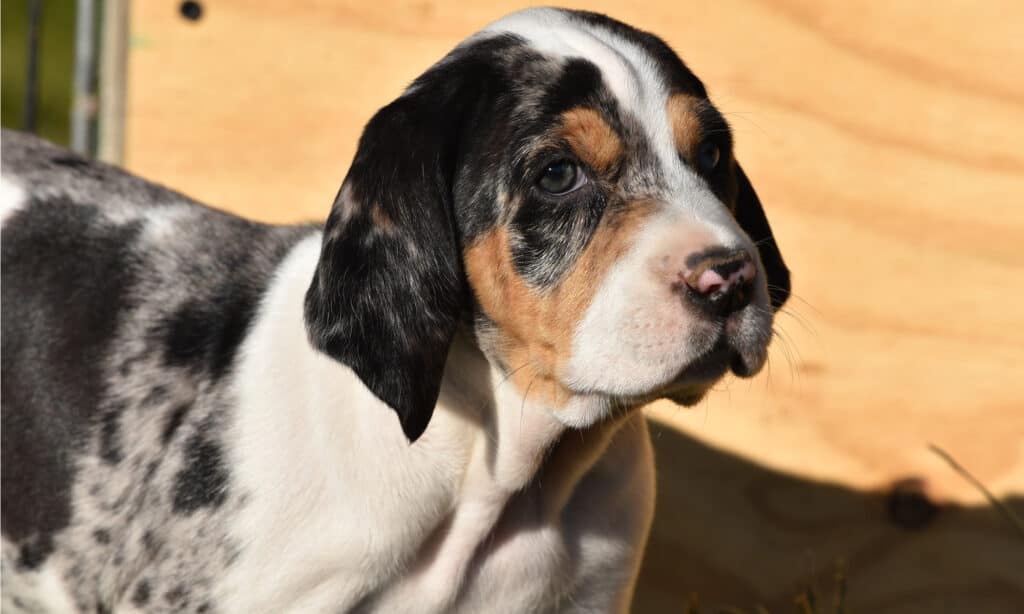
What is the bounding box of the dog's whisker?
[778,307,817,338]
[771,326,801,385]
[717,111,771,138]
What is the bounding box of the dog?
[1,8,789,613]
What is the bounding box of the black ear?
[304,44,505,441]
[734,163,790,310]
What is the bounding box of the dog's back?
[1,129,315,611]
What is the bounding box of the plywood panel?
[127,2,1024,611]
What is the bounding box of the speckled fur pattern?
[1,131,316,612]
[1,8,789,614]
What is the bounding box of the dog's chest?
[217,383,579,613]
[219,457,573,614]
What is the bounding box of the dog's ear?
[304,44,505,441]
[733,163,790,310]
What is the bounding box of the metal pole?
[23,0,43,132]
[71,0,97,155]
[98,0,129,164]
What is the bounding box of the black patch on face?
[539,58,604,117]
[172,426,228,514]
[510,186,607,288]
[506,60,624,288]
[566,10,708,97]
[451,40,534,243]
[1,197,140,566]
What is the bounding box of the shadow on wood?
[635,419,1024,613]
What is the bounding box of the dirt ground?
[126,2,1024,611]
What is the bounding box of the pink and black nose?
[681,247,757,316]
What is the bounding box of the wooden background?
[125,2,1024,611]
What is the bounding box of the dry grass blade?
[832,559,846,614]
[928,443,1024,539]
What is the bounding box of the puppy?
[1,8,789,613]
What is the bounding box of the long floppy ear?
[304,45,503,441]
[734,163,790,310]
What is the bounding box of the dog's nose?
[681,247,756,316]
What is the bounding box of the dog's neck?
[233,234,632,607]
[395,327,629,603]
[437,328,622,496]
[224,234,647,610]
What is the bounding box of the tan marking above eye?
[666,93,705,162]
[463,199,656,407]
[558,107,624,175]
[667,94,741,211]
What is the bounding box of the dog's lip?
[609,343,735,406]
[671,342,734,383]
[562,321,770,405]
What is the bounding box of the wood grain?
[127,1,1024,611]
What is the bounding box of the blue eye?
[697,141,720,173]
[538,160,585,194]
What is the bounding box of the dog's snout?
[680,247,756,316]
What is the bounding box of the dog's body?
[1,9,789,613]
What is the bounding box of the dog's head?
[305,8,790,440]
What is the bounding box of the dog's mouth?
[556,306,774,413]
[627,326,771,407]
[659,342,733,405]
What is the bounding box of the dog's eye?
[697,142,720,173]
[538,160,586,195]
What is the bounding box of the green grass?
[1,0,76,145]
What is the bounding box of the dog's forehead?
[482,8,702,185]
[485,9,657,109]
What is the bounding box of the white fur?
[0,175,27,227]
[486,9,643,111]
[0,557,80,613]
[217,236,653,613]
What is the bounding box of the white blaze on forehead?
[484,8,640,109]
[482,8,693,202]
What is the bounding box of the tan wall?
[127,2,1024,611]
